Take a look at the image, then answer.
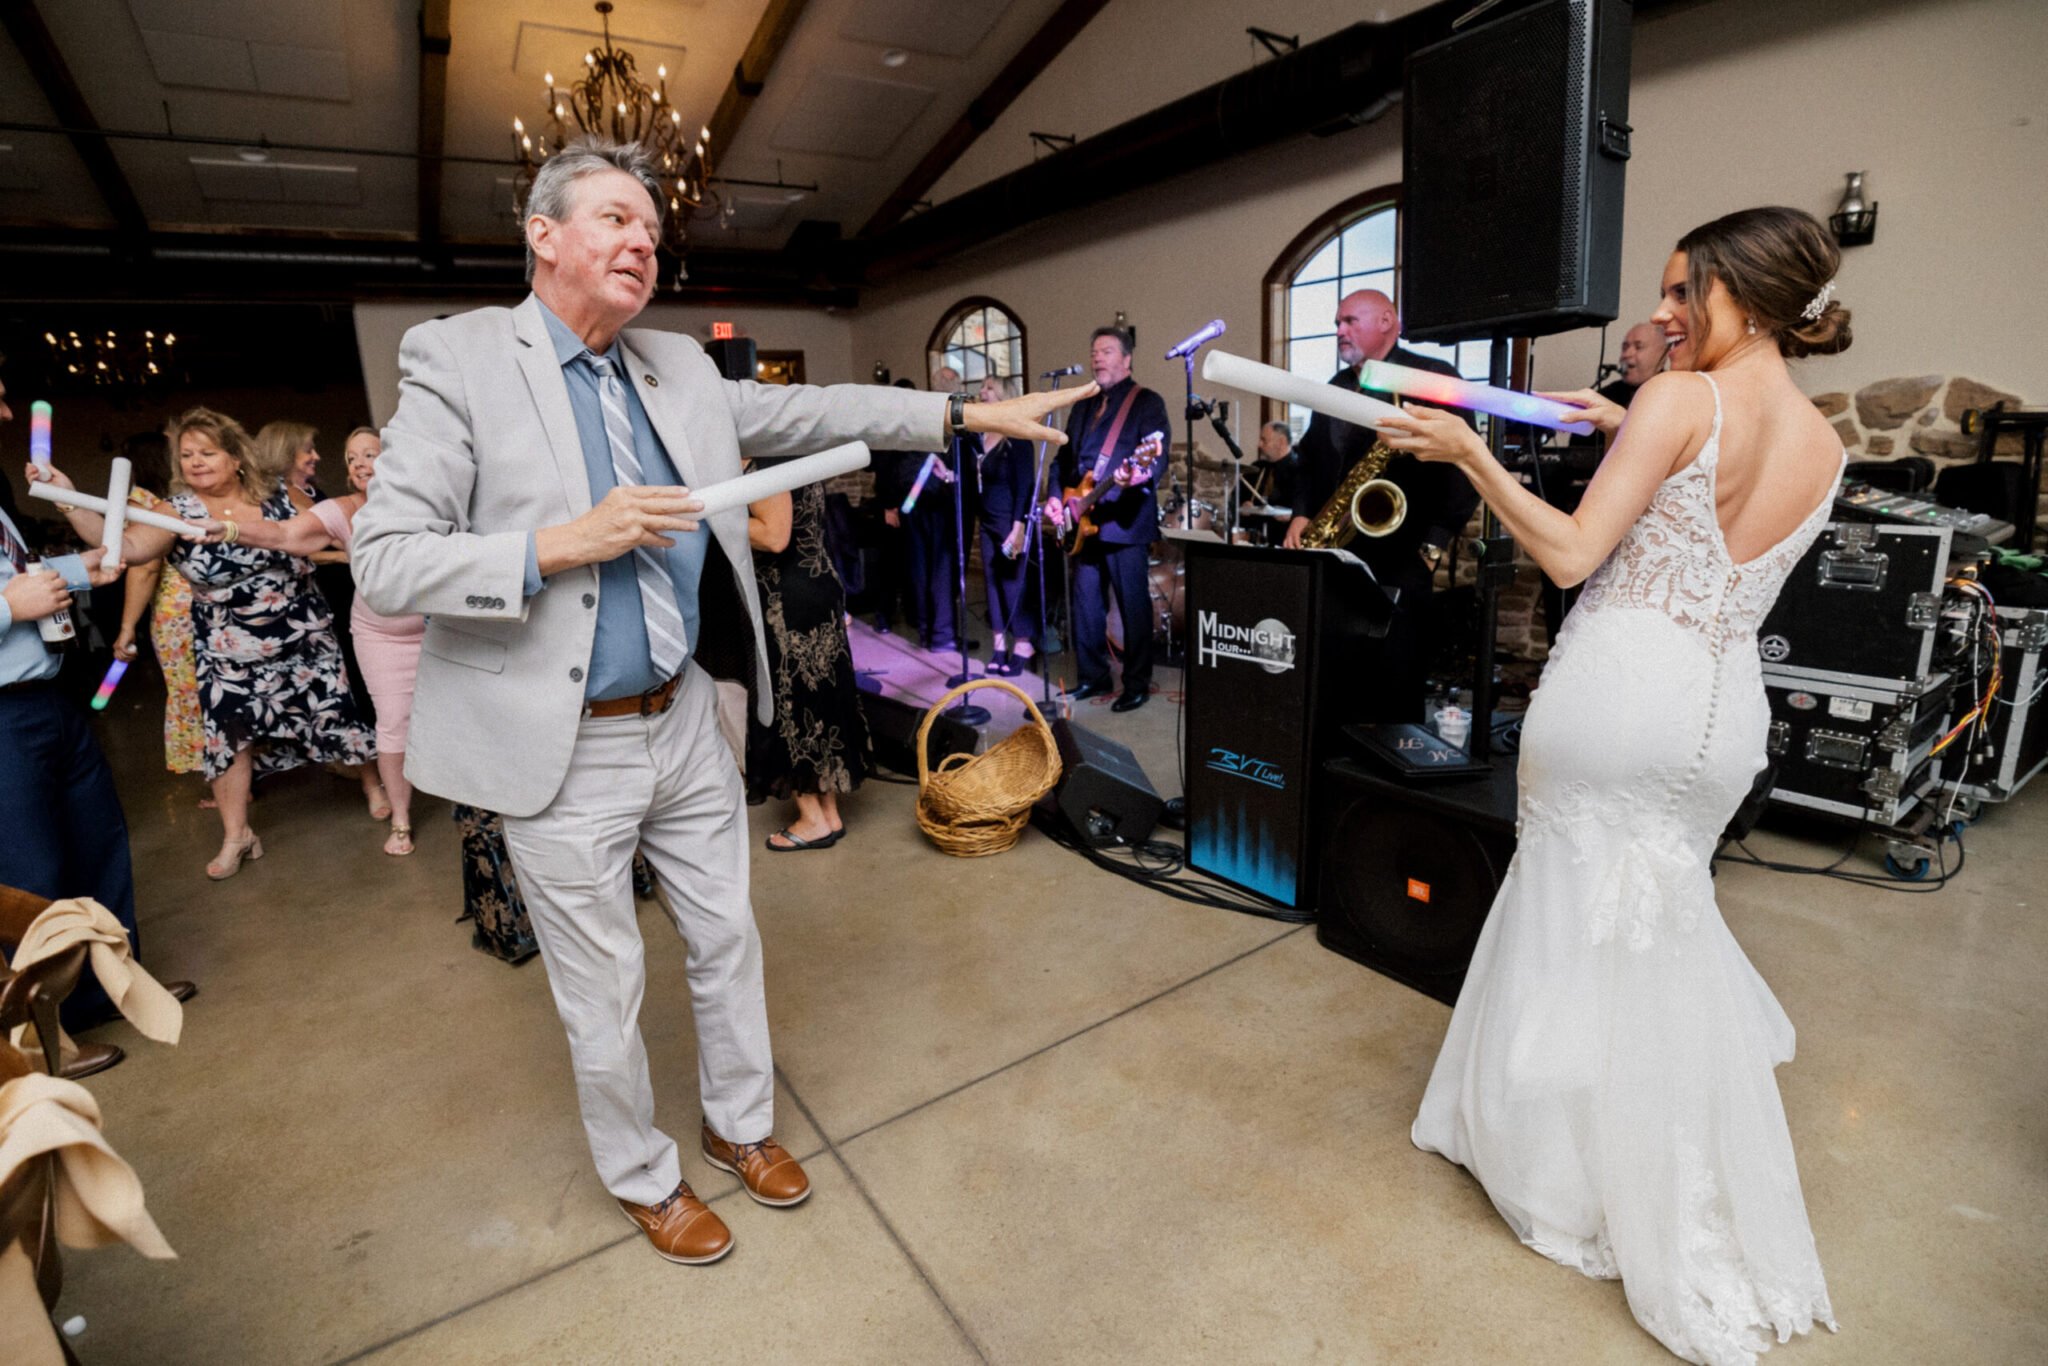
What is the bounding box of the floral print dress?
[746,482,873,799]
[167,488,376,780]
[130,488,204,773]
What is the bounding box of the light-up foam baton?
[30,400,52,464]
[691,442,871,518]
[1201,350,1405,433]
[91,659,130,711]
[28,475,210,539]
[1357,358,1594,434]
[899,453,943,514]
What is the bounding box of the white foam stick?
[101,457,132,558]
[29,480,209,538]
[1202,350,1405,432]
[689,441,871,518]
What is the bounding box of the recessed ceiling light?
[880,49,908,68]
[236,147,269,163]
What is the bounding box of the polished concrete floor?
[52,666,2048,1364]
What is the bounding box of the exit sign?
[710,322,735,340]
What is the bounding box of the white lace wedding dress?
[1412,373,1841,1365]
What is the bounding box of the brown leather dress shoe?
[57,1042,125,1081]
[701,1124,811,1207]
[618,1180,732,1265]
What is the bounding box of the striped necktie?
[0,514,27,573]
[584,353,688,678]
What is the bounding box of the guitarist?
[1046,325,1171,713]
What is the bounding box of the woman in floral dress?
[746,481,874,850]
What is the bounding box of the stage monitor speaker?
[1401,0,1634,343]
[704,337,758,381]
[1314,758,1516,1005]
[859,687,977,776]
[1037,718,1163,848]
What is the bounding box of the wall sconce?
[1829,171,1877,247]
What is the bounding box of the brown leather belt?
[583,672,683,719]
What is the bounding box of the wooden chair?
[0,884,85,1364]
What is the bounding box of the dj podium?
[1180,540,1393,908]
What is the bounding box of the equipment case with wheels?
[1934,606,2048,804]
[1757,522,1952,682]
[1760,668,1955,825]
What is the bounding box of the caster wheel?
[1884,852,1931,881]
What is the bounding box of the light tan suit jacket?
[353,295,946,817]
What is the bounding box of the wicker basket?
[914,678,1063,857]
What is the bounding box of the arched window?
[927,297,1028,391]
[1264,189,1494,438]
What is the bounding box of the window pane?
[1289,334,1337,385]
[1341,267,1394,300]
[983,310,1012,343]
[1295,236,1340,284]
[1340,209,1396,277]
[1004,338,1022,377]
[1289,279,1339,339]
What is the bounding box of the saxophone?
[1299,442,1405,548]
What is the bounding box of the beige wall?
[856,0,2046,425]
[353,299,860,428]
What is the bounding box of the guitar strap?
[1086,384,1142,480]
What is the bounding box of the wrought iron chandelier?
[509,2,729,274]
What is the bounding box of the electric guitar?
[1047,431,1166,555]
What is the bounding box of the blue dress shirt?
[0,507,90,688]
[526,298,710,701]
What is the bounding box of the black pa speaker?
[859,687,977,775]
[1036,718,1162,848]
[1313,758,1516,1005]
[1401,0,1634,343]
[704,336,758,381]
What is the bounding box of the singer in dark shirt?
[1050,326,1170,712]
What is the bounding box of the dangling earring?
[1746,316,1757,336]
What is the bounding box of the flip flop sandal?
[765,827,844,852]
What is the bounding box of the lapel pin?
[644,374,659,387]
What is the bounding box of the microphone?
[1164,319,1226,360]
[1039,363,1085,378]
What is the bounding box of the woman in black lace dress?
[746,481,873,850]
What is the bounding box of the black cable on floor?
[1713,824,1967,894]
[1036,816,1316,924]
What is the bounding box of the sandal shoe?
[384,824,415,857]
[765,827,843,852]
[206,833,263,880]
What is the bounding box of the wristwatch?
[946,392,967,437]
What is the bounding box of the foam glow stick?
[91,659,130,711]
[30,400,52,463]
[28,481,210,538]
[1357,358,1594,434]
[691,441,871,518]
[1202,350,1404,433]
[101,457,132,558]
[900,452,943,513]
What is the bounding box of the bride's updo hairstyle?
[1676,206,1853,361]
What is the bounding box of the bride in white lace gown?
[1379,208,1853,1365]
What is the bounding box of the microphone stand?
[1025,373,1067,706]
[1180,352,1200,532]
[944,430,990,726]
[1206,407,1245,541]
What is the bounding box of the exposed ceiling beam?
[417,0,452,252]
[704,0,811,166]
[0,0,148,239]
[859,0,1110,240]
[0,228,858,308]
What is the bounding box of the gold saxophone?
[1299,442,1405,548]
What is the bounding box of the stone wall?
[1813,373,2031,474]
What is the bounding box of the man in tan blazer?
[354,137,1087,1266]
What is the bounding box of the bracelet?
[947,392,966,437]
[219,518,240,545]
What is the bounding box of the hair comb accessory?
[1800,281,1836,322]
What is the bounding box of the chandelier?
[44,328,179,391]
[510,1,729,276]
